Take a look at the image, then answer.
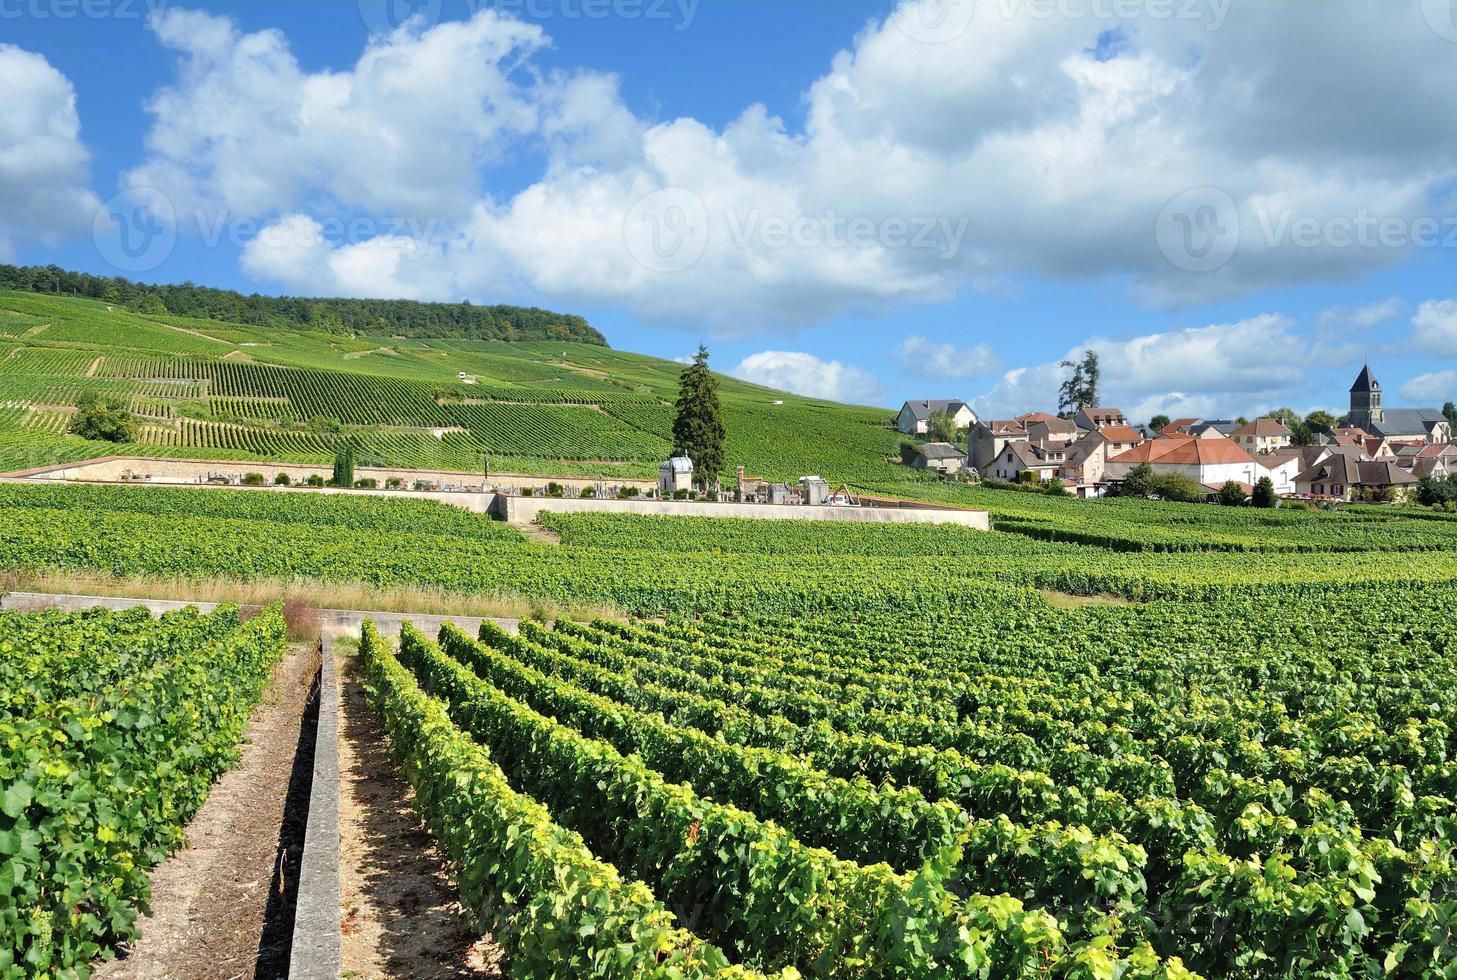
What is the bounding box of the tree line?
[0,264,607,345]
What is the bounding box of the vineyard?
[358,592,1457,977]
[0,604,287,975]
[4,482,1457,974]
[0,290,903,483]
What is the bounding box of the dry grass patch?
[0,570,627,634]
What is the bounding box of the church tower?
[1349,362,1383,429]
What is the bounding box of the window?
[1333,485,1343,495]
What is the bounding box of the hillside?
[0,265,606,345]
[0,289,913,487]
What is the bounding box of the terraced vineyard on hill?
[0,291,904,484]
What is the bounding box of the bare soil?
[1039,588,1137,610]
[96,645,319,980]
[336,645,502,979]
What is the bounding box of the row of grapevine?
[0,605,286,974]
[386,621,1194,978]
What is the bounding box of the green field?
[4,482,1457,976]
[0,290,906,485]
[7,292,1457,977]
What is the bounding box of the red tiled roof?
[1232,418,1291,437]
[1094,425,1145,444]
[1109,436,1254,466]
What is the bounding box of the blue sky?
[4,0,1457,421]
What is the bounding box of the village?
[899,364,1457,504]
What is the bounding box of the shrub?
[618,487,640,500]
[1043,477,1070,498]
[305,474,326,488]
[274,473,292,486]
[1217,481,1248,507]
[68,393,135,443]
[1252,476,1277,508]
[547,482,565,498]
[1416,474,1457,507]
[241,472,266,487]
[385,478,404,490]
[580,486,596,498]
[354,478,379,490]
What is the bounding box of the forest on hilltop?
[0,264,607,346]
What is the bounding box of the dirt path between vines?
[96,644,318,980]
[336,644,503,979]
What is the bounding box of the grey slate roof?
[1187,420,1238,437]
[1367,409,1446,439]
[916,442,965,461]
[901,399,970,421]
[1351,364,1381,392]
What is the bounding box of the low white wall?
[491,494,990,530]
[2,455,655,493]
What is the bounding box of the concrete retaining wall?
[289,637,340,980]
[491,494,990,529]
[1,455,654,493]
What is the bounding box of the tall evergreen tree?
[331,443,356,488]
[672,345,726,490]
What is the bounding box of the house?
[909,442,966,475]
[1255,447,1315,495]
[1019,412,1079,444]
[897,399,977,436]
[969,419,1031,473]
[1163,417,1200,435]
[1054,425,1147,490]
[1074,406,1128,432]
[990,441,1060,483]
[1231,418,1293,455]
[659,456,694,494]
[1293,455,1419,502]
[1104,434,1259,489]
[1403,443,1457,480]
[1347,364,1453,444]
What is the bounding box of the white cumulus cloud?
[892,335,1000,379]
[731,351,882,404]
[1399,370,1457,405]
[0,45,99,256]
[1413,299,1457,357]
[126,3,1457,333]
[975,314,1309,420]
